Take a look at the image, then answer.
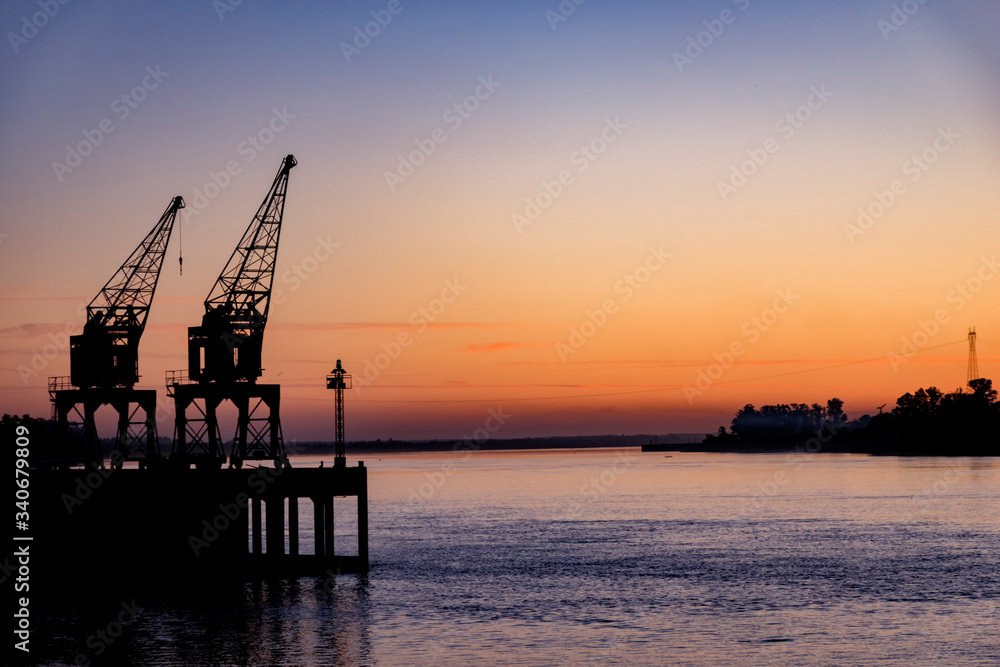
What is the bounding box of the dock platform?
[31,463,369,587]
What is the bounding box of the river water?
[39,449,1000,665]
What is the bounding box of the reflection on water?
[35,450,1000,666]
[130,577,372,666]
[37,575,373,667]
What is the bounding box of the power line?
[326,338,967,404]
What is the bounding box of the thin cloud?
[503,356,964,369]
[463,341,552,352]
[270,322,511,331]
[0,294,86,302]
[0,323,75,336]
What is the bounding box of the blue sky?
[2,1,999,439]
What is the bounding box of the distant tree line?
[2,413,53,440]
[1,414,174,462]
[857,378,998,455]
[704,378,999,456]
[3,413,64,461]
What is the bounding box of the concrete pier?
[32,463,369,584]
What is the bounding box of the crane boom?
[188,154,296,383]
[70,196,185,388]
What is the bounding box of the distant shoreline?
[291,434,706,455]
[291,435,997,457]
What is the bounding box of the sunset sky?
[2,1,998,441]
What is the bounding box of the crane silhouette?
[50,196,185,468]
[169,156,296,469]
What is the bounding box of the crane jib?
[187,154,295,385]
[70,196,185,389]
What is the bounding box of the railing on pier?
[165,369,195,396]
[48,375,74,398]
